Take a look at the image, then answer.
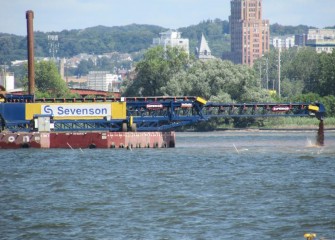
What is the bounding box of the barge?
[0,95,207,149]
[0,131,175,149]
[0,94,326,149]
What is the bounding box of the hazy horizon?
[1,0,335,36]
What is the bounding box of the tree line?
[0,20,317,64]
[254,47,335,102]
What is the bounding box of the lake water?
[1,131,334,240]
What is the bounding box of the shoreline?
[183,127,335,132]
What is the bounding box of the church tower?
[197,34,215,60]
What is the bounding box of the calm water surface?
[1,131,334,240]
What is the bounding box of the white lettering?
[23,136,30,143]
[272,106,290,112]
[146,103,163,110]
[8,136,15,142]
[181,103,193,108]
[42,104,111,117]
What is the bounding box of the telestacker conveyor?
[0,95,326,133]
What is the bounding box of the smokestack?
[26,10,35,97]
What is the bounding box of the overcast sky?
[1,0,334,35]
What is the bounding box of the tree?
[285,47,319,93]
[255,47,321,98]
[30,60,70,98]
[124,46,189,96]
[75,59,95,77]
[280,77,304,98]
[318,50,335,96]
[163,59,271,102]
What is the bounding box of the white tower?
[197,34,215,60]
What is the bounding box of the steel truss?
[1,95,325,132]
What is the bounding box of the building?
[87,71,121,92]
[153,30,189,55]
[229,0,270,66]
[306,29,335,53]
[307,29,335,40]
[272,36,295,50]
[197,34,216,60]
[295,29,335,47]
[295,28,335,53]
[295,34,307,46]
[306,39,335,53]
[0,72,15,91]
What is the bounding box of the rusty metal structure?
[26,10,35,97]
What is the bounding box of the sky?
[1,0,335,36]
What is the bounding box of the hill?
[0,20,315,64]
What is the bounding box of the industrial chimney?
[26,10,35,97]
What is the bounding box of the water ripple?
[1,131,334,240]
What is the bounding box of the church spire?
[198,34,215,60]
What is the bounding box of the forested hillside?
[0,19,316,64]
[0,24,166,63]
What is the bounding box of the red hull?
[0,132,176,149]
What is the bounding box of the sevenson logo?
[41,104,111,117]
[43,105,54,115]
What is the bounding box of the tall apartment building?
[229,0,270,66]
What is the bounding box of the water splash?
[306,138,313,147]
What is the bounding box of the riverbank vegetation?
[262,117,335,129]
[189,117,335,131]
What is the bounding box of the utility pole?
[4,63,6,90]
[259,61,262,88]
[265,57,269,90]
[1,63,7,90]
[278,48,281,97]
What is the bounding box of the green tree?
[285,47,319,93]
[255,47,322,98]
[29,60,70,98]
[163,59,271,102]
[270,23,310,35]
[321,95,335,117]
[318,50,335,96]
[280,77,304,98]
[124,46,189,96]
[75,59,95,77]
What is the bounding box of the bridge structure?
[0,95,325,133]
